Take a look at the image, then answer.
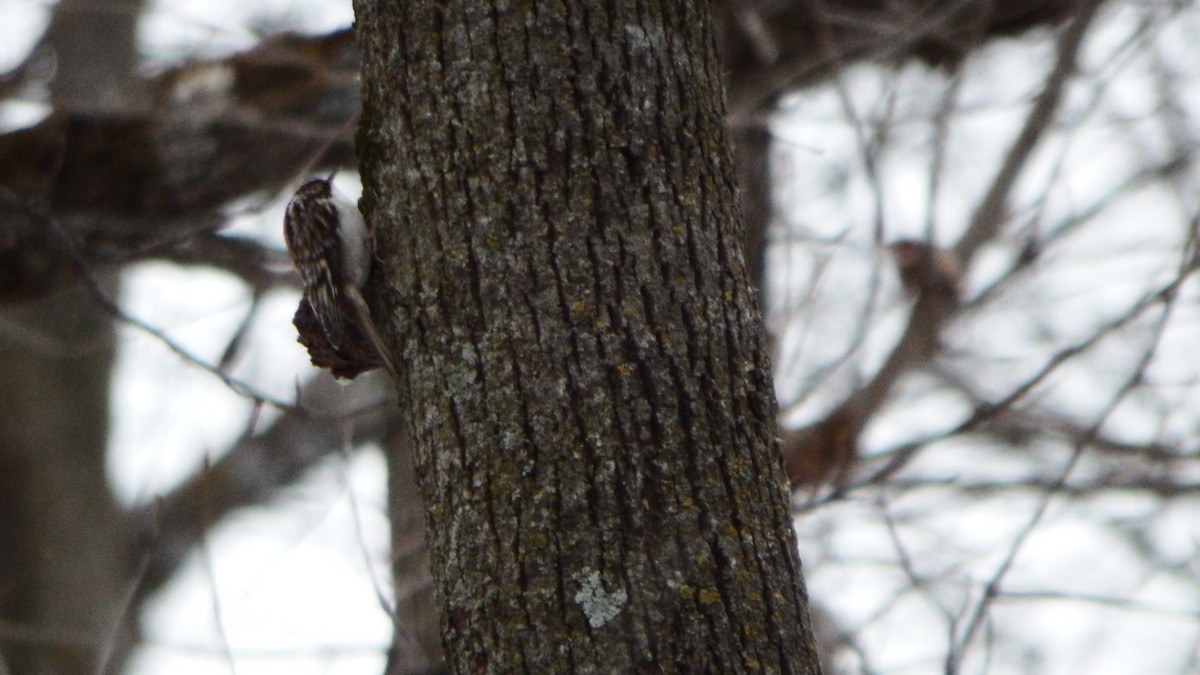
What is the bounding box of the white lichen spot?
[574,569,627,628]
[624,23,665,53]
[625,24,648,48]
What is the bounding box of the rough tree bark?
[354,0,821,671]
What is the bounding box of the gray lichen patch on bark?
[574,568,629,628]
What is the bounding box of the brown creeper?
[284,177,398,379]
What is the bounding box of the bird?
[283,176,398,379]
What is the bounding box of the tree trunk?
[354,1,821,671]
[0,1,143,672]
[0,284,128,675]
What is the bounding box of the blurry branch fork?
[719,0,1088,123]
[128,374,394,605]
[721,0,1105,318]
[780,0,1104,488]
[0,29,359,301]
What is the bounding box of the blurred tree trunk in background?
[354,0,822,671]
[0,1,143,673]
[0,289,128,674]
